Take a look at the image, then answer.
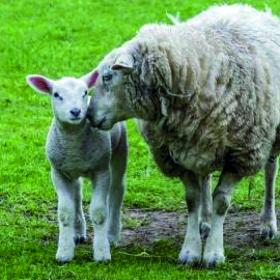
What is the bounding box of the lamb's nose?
[70,108,81,117]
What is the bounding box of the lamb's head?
[26,75,96,125]
[87,42,171,130]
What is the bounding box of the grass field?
[1,0,280,279]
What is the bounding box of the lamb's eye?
[83,90,88,97]
[103,73,113,82]
[53,92,63,100]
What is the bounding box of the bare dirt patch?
[121,208,280,249]
[39,205,279,251]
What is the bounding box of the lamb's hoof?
[74,235,87,245]
[56,242,75,264]
[202,253,225,268]
[56,252,74,264]
[260,223,278,241]
[178,250,201,267]
[200,222,211,240]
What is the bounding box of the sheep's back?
[137,5,280,176]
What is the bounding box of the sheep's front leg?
[90,167,111,262]
[260,156,278,240]
[52,168,77,263]
[199,175,212,240]
[179,172,202,266]
[203,172,239,267]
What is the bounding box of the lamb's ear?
[26,75,53,95]
[82,70,99,89]
[111,53,134,73]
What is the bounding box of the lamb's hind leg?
[260,156,278,240]
[199,175,212,240]
[108,125,128,245]
[179,171,203,266]
[52,168,77,263]
[90,167,111,262]
[74,178,86,244]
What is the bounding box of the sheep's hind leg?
[108,127,128,246]
[179,172,203,266]
[90,167,111,262]
[203,172,240,267]
[260,156,278,240]
[74,178,87,244]
[199,175,212,240]
[52,168,77,263]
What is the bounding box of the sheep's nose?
[70,108,81,117]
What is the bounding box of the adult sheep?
[86,4,280,267]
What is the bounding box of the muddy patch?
[120,208,280,249]
[39,205,280,250]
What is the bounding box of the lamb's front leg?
[51,168,77,263]
[179,172,202,266]
[260,156,278,240]
[203,172,240,267]
[90,167,111,262]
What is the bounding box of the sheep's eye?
[103,73,113,82]
[83,90,88,97]
[53,92,63,100]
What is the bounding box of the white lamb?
[26,74,127,263]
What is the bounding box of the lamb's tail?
[166,12,181,24]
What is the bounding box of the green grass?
[1,0,280,279]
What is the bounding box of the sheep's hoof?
[260,222,278,241]
[202,253,225,268]
[178,250,201,267]
[200,222,211,240]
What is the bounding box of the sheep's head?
[26,75,96,125]
[86,42,171,130]
[85,49,138,130]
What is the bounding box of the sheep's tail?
[166,12,181,24]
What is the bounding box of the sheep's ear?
[111,53,134,73]
[82,70,99,89]
[26,75,53,95]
